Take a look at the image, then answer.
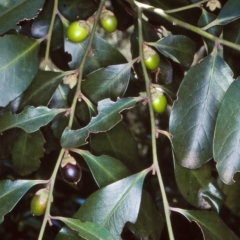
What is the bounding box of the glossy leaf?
[57,217,115,240]
[198,9,222,54]
[204,0,240,29]
[65,35,127,76]
[71,149,131,187]
[222,173,240,215]
[148,35,196,67]
[0,179,46,224]
[16,70,68,111]
[213,78,240,184]
[0,106,66,133]
[90,122,141,173]
[0,0,45,33]
[82,63,132,104]
[74,169,150,240]
[174,157,225,212]
[0,35,39,107]
[11,130,45,176]
[61,97,141,148]
[171,208,240,240]
[58,0,98,22]
[170,54,233,169]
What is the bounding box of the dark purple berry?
[60,162,82,184]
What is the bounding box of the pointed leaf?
[75,169,150,240]
[0,35,40,107]
[0,179,47,224]
[213,78,240,184]
[17,70,68,111]
[61,97,141,148]
[204,0,240,29]
[11,130,45,176]
[148,35,196,67]
[0,0,45,33]
[0,106,66,133]
[82,63,132,104]
[71,149,131,188]
[171,208,240,240]
[170,54,233,168]
[57,217,115,240]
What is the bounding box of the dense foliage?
[1,0,240,239]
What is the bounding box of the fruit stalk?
[137,6,175,240]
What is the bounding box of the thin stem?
[43,0,59,69]
[137,7,175,240]
[38,2,106,239]
[134,1,240,52]
[68,0,106,128]
[38,148,65,240]
[165,0,208,14]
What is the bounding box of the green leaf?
[0,35,40,107]
[0,179,46,224]
[213,77,240,184]
[71,149,131,188]
[0,0,45,33]
[11,130,45,176]
[174,158,225,212]
[65,35,127,76]
[0,106,66,133]
[170,54,233,168]
[148,35,196,67]
[171,208,240,240]
[90,122,142,173]
[75,169,151,240]
[222,173,240,215]
[57,217,115,240]
[61,97,141,148]
[16,70,68,111]
[204,0,240,29]
[58,0,98,22]
[82,63,132,105]
[127,191,164,239]
[198,9,222,54]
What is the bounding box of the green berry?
[144,53,160,71]
[100,15,118,33]
[152,94,167,114]
[67,21,89,43]
[30,189,49,216]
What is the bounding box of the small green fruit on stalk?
[30,188,49,216]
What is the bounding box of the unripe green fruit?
[100,15,118,33]
[30,189,49,216]
[144,53,160,71]
[152,94,167,114]
[67,21,89,43]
